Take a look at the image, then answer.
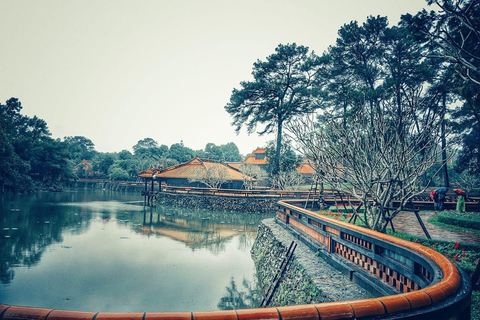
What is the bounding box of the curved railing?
[0,200,472,320]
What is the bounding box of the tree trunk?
[366,204,389,233]
[274,119,283,175]
[441,92,450,187]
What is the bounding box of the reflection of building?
[139,157,248,189]
[136,215,257,251]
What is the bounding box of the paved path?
[392,211,480,244]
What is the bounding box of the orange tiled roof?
[297,162,316,175]
[228,162,242,169]
[73,159,93,171]
[243,154,268,165]
[252,148,266,154]
[139,157,247,181]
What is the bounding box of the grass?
[428,210,480,234]
[473,291,480,320]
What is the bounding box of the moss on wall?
[251,219,371,307]
[251,221,328,306]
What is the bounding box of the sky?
[0,0,433,156]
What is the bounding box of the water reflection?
[0,191,270,312]
[1,194,93,284]
[217,278,263,310]
[138,205,263,254]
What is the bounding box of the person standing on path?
[454,189,466,213]
[436,187,448,212]
[430,190,439,211]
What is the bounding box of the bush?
[436,211,480,231]
[108,167,130,181]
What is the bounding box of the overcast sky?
[0,0,432,155]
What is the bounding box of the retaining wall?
[71,180,145,193]
[0,200,472,320]
[156,192,278,213]
[251,219,370,306]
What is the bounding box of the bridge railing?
[158,186,480,211]
[0,200,472,320]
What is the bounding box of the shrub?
[108,167,130,181]
[436,211,480,231]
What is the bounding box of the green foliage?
[96,153,116,174]
[429,211,480,232]
[168,142,195,162]
[473,290,480,320]
[0,128,33,192]
[221,142,242,162]
[204,143,224,160]
[199,142,242,162]
[64,136,96,163]
[0,98,74,191]
[117,150,133,160]
[455,124,480,176]
[108,166,130,181]
[404,1,480,181]
[133,137,158,153]
[30,138,75,185]
[225,43,324,174]
[265,138,298,175]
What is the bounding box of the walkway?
[392,211,480,244]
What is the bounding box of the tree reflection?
[217,277,263,310]
[0,194,91,284]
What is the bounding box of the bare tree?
[287,102,450,232]
[274,170,305,190]
[239,164,266,190]
[188,164,232,189]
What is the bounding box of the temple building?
[139,157,248,189]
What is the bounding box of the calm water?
[0,190,269,312]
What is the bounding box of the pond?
[0,190,271,312]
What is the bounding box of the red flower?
[462,251,466,258]
[453,254,458,261]
[454,242,460,250]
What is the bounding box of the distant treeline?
[0,98,243,192]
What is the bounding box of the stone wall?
[156,192,279,213]
[251,219,370,307]
[70,180,145,193]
